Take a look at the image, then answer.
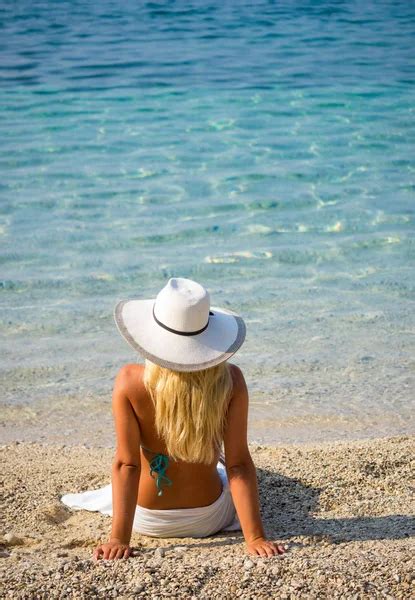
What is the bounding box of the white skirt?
[60,461,241,538]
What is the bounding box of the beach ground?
[1,436,413,599]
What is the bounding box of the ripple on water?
[205,250,273,264]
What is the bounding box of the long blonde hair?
[143,359,233,464]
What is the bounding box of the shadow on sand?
[140,465,414,553]
[255,466,414,543]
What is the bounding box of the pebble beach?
[1,435,414,599]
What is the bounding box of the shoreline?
[1,435,414,598]
[2,395,413,448]
[2,431,414,450]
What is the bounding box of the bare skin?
[93,363,286,560]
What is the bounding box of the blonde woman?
[61,277,285,560]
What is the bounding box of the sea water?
[1,1,414,445]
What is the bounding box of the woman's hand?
[92,538,133,561]
[246,537,286,557]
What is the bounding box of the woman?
[61,277,285,560]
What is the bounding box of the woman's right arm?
[223,365,285,558]
[93,365,141,561]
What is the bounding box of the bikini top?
[140,445,173,496]
[140,442,224,496]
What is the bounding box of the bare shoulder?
[114,363,145,393]
[228,363,248,395]
[117,362,144,377]
[227,363,249,414]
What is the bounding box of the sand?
[0,435,414,599]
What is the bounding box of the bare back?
[119,363,239,509]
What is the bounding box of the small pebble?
[134,585,144,593]
[3,533,22,546]
[244,559,255,570]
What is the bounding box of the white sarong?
[60,461,241,538]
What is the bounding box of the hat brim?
[114,299,246,372]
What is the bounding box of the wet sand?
[1,436,414,599]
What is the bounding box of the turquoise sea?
[1,1,414,445]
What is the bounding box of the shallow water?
[1,1,414,444]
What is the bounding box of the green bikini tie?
[149,453,173,496]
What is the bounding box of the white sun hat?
[114,277,246,372]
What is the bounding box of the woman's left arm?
[93,366,141,560]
